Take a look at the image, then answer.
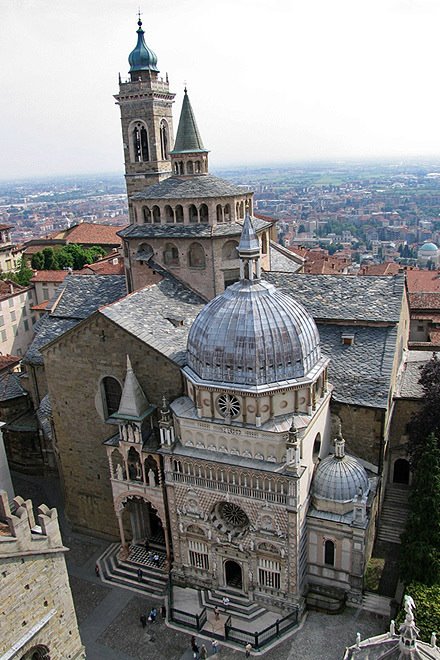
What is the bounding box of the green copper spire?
[128,17,159,74]
[171,88,206,154]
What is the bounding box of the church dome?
[419,242,438,252]
[128,19,159,73]
[186,276,321,387]
[313,437,369,503]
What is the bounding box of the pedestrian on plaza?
[192,643,199,659]
[211,639,219,654]
[200,644,208,659]
[222,596,230,609]
[161,604,167,619]
[94,563,100,577]
[191,635,197,650]
[140,614,147,628]
[214,606,220,621]
[148,607,157,623]
[137,568,142,582]
[153,552,160,566]
[245,642,252,657]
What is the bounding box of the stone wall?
[42,313,184,538]
[0,492,84,660]
[331,401,384,467]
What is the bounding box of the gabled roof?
[0,372,27,402]
[30,270,71,283]
[49,223,126,246]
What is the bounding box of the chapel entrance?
[122,497,165,547]
[393,458,410,485]
[225,559,243,590]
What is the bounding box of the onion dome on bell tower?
[170,88,209,176]
[128,16,160,81]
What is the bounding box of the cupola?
[128,18,159,81]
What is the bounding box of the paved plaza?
[11,472,387,659]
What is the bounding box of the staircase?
[200,588,267,621]
[97,543,168,598]
[377,484,410,544]
[362,592,391,617]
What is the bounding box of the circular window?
[217,393,240,418]
[211,501,250,538]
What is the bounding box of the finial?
[162,395,169,412]
[183,81,187,94]
[126,354,133,371]
[431,632,437,648]
[137,8,142,27]
[334,432,345,458]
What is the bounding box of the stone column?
[117,511,126,548]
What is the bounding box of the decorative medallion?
[216,393,240,418]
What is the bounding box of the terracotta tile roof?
[409,292,440,310]
[30,270,71,283]
[0,354,21,372]
[0,280,28,300]
[288,246,309,258]
[31,300,50,311]
[406,269,440,293]
[254,213,279,224]
[79,261,124,275]
[51,222,127,246]
[359,262,401,276]
[429,330,440,345]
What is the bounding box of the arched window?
[136,243,153,262]
[173,162,179,174]
[132,124,149,162]
[163,243,179,266]
[164,205,174,224]
[239,201,245,218]
[224,204,231,222]
[20,646,50,660]
[179,161,184,174]
[189,204,198,223]
[195,160,201,173]
[324,539,335,566]
[102,377,122,418]
[143,206,151,223]
[188,242,206,268]
[222,240,239,261]
[152,205,161,223]
[262,232,268,255]
[175,205,184,223]
[187,161,194,174]
[199,203,209,223]
[160,119,169,160]
[313,432,321,462]
[216,204,223,223]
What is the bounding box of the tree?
[400,432,440,586]
[31,252,44,270]
[29,244,106,271]
[42,247,58,270]
[408,354,440,469]
[14,258,34,286]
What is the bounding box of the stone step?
[201,590,266,620]
[97,543,167,597]
[362,592,391,617]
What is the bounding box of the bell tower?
[115,17,175,215]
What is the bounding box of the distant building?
[0,281,37,357]
[417,241,439,267]
[0,224,22,273]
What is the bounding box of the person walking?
[211,639,219,654]
[200,644,208,659]
[214,606,220,621]
[245,642,252,657]
[94,563,100,577]
[192,642,199,659]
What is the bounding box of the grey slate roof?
[24,275,127,366]
[131,174,250,201]
[395,350,434,400]
[269,244,303,273]
[119,216,271,240]
[319,324,398,407]
[0,372,27,401]
[263,273,405,323]
[100,275,205,366]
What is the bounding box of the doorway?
[393,458,410,485]
[225,559,243,589]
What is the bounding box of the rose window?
[211,501,249,539]
[217,393,240,418]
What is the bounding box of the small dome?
[128,19,159,73]
[186,278,321,387]
[313,439,369,503]
[419,242,438,252]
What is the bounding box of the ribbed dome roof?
[419,242,438,251]
[313,439,369,503]
[128,19,159,73]
[186,278,321,387]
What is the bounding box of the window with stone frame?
[324,539,335,566]
[188,539,209,570]
[258,557,281,590]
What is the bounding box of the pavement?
[10,471,388,659]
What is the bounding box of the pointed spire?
[171,88,206,153]
[116,355,150,420]
[238,213,260,257]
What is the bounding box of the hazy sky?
[2,0,440,178]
